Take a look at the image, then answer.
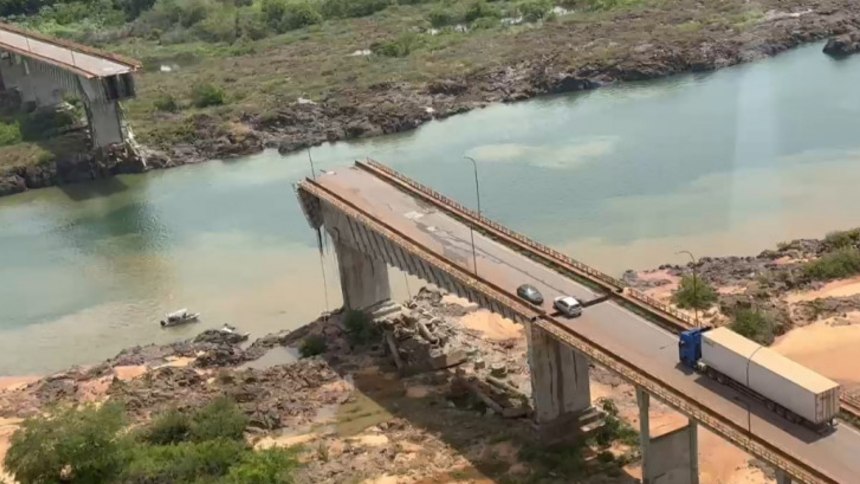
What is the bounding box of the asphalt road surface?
[316,166,860,482]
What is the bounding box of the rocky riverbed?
[0,286,775,483]
[2,0,860,196]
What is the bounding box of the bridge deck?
[315,166,860,483]
[0,22,137,78]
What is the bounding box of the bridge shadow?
[293,312,642,483]
[676,364,833,444]
[58,176,129,201]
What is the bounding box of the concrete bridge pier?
[775,469,792,484]
[332,238,391,310]
[637,388,700,484]
[526,323,594,436]
[318,204,392,311]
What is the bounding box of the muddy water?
[2,43,860,375]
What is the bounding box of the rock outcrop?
[823,31,860,57]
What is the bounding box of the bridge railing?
[360,159,699,325]
[301,175,833,484]
[361,159,627,289]
[358,159,860,424]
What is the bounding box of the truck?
[679,326,840,431]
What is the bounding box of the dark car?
[517,284,544,305]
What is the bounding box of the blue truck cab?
[678,328,710,369]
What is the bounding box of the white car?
[553,296,583,318]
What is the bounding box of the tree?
[672,274,717,310]
[730,309,774,345]
[5,403,127,484]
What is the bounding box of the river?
[1,42,859,375]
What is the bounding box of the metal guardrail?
[356,159,860,425]
[299,176,832,484]
[358,160,696,326]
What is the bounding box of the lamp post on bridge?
[464,156,481,276]
[677,250,700,328]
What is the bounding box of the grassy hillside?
[1,0,842,169]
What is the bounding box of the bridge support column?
[333,239,391,311]
[775,469,792,484]
[526,323,592,435]
[637,387,699,484]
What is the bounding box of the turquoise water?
[2,42,859,374]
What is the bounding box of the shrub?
[0,121,22,146]
[190,397,248,442]
[516,0,551,22]
[471,15,497,29]
[803,247,860,281]
[193,8,239,42]
[427,6,460,27]
[191,83,225,108]
[464,0,498,22]
[18,108,79,141]
[371,32,420,57]
[730,308,774,345]
[823,228,860,250]
[116,0,158,20]
[593,398,638,447]
[226,447,300,483]
[343,309,379,344]
[143,409,192,445]
[153,92,180,112]
[262,0,321,32]
[5,403,127,484]
[123,438,246,482]
[672,275,718,310]
[300,334,327,357]
[320,0,390,18]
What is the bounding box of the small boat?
[160,308,200,327]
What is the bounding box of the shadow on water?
[58,176,130,202]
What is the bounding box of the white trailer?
[700,327,840,428]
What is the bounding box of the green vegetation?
[517,397,637,480]
[371,32,420,57]
[517,0,551,22]
[5,403,127,484]
[4,398,300,484]
[189,395,248,441]
[730,308,774,345]
[823,228,860,250]
[593,398,638,448]
[0,121,22,146]
[672,275,718,310]
[153,92,180,112]
[190,82,226,107]
[300,333,327,357]
[803,247,860,282]
[343,309,379,345]
[142,408,192,445]
[0,0,771,170]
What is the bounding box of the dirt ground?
[0,288,779,484]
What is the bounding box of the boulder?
[0,173,26,196]
[823,32,860,58]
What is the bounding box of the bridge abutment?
[637,388,700,484]
[527,323,593,434]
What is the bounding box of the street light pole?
[464,156,481,216]
[307,148,317,180]
[464,156,481,276]
[677,250,700,328]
